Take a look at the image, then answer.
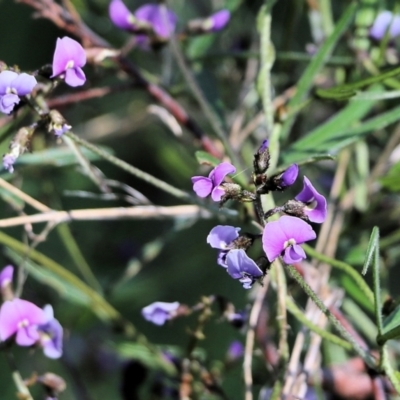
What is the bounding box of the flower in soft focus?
[109,0,177,39]
[262,216,316,264]
[51,37,86,87]
[48,110,71,137]
[370,11,400,40]
[0,298,46,346]
[0,265,13,288]
[38,305,63,359]
[192,162,236,201]
[227,340,244,361]
[203,10,230,32]
[294,176,327,223]
[142,301,180,326]
[135,3,177,38]
[0,71,37,114]
[53,124,71,137]
[225,249,263,289]
[109,0,136,30]
[2,154,16,173]
[207,225,240,250]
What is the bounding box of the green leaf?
[114,342,177,375]
[195,150,221,167]
[282,102,400,164]
[15,146,113,167]
[280,1,358,140]
[380,162,400,192]
[315,66,400,100]
[340,275,374,313]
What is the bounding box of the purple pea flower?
[0,71,37,114]
[227,340,244,361]
[142,301,180,326]
[295,177,327,223]
[192,162,236,201]
[109,0,136,31]
[0,265,13,288]
[37,305,63,359]
[226,249,263,289]
[109,0,177,39]
[204,10,230,32]
[370,11,400,40]
[281,164,299,187]
[51,37,86,87]
[262,216,316,264]
[0,298,46,346]
[207,225,240,250]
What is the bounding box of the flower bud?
[257,164,298,194]
[253,139,270,174]
[48,110,71,137]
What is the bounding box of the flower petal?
[226,249,262,279]
[282,244,306,264]
[192,176,213,197]
[277,215,316,244]
[211,186,225,201]
[0,71,18,94]
[52,37,86,78]
[262,219,289,262]
[0,265,13,288]
[0,93,19,114]
[141,301,180,326]
[295,177,327,223]
[135,4,177,38]
[207,9,230,31]
[370,11,400,40]
[64,67,86,87]
[12,73,37,96]
[16,325,39,346]
[207,225,240,249]
[211,162,236,186]
[109,0,135,30]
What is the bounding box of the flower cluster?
[109,0,230,48]
[193,140,327,289]
[0,265,63,358]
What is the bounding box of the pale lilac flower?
[0,298,46,346]
[204,10,230,32]
[135,4,177,38]
[0,71,37,114]
[227,340,244,361]
[3,154,16,173]
[295,177,327,223]
[51,37,86,87]
[207,225,240,250]
[0,265,13,288]
[109,0,135,31]
[192,162,236,201]
[370,11,400,40]
[53,124,71,137]
[142,301,180,326]
[226,249,263,289]
[262,216,316,264]
[38,305,63,359]
[109,0,177,39]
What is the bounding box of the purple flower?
[0,265,13,288]
[142,301,180,326]
[3,154,16,173]
[207,225,240,250]
[0,71,37,114]
[262,216,316,264]
[259,139,269,153]
[135,4,177,38]
[109,0,177,39]
[38,305,63,359]
[109,0,135,31]
[53,123,71,137]
[0,299,46,346]
[51,37,86,87]
[295,177,327,223]
[281,164,299,187]
[227,340,244,361]
[370,11,400,40]
[204,10,230,32]
[192,162,236,201]
[225,249,263,289]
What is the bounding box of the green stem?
[303,244,374,306]
[167,26,244,176]
[65,131,191,202]
[286,296,352,350]
[286,264,376,367]
[380,344,400,394]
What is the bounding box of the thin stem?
[65,131,191,201]
[285,264,376,368]
[380,344,400,394]
[167,23,244,173]
[286,296,352,350]
[6,351,34,400]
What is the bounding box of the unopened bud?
[254,139,270,174]
[186,10,230,35]
[37,373,66,394]
[257,164,298,194]
[0,265,14,301]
